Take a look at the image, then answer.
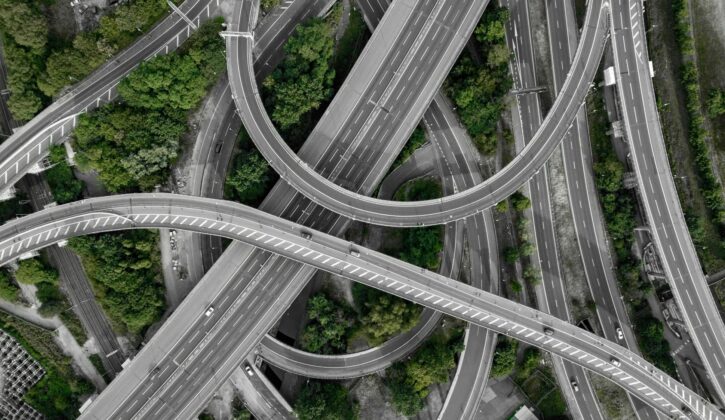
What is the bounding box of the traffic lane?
[610,0,725,402]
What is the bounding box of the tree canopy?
[301,293,356,354]
[263,18,335,130]
[294,381,358,420]
[69,230,164,335]
[15,258,58,285]
[490,338,518,378]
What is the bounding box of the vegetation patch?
[489,337,518,378]
[446,5,512,155]
[73,19,226,192]
[0,311,93,418]
[0,269,21,302]
[294,381,359,420]
[69,230,164,336]
[391,126,427,169]
[384,328,463,416]
[45,145,84,204]
[512,348,567,418]
[263,17,336,147]
[17,257,87,343]
[301,292,357,354]
[352,283,421,347]
[225,128,277,207]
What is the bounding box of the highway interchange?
[0,0,724,418]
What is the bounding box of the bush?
[510,191,531,212]
[294,381,358,420]
[0,269,21,302]
[15,258,58,285]
[633,313,677,377]
[708,89,725,118]
[504,246,520,264]
[490,338,518,378]
[69,230,164,335]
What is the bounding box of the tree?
[504,246,520,264]
[69,231,165,334]
[118,53,208,111]
[386,334,462,416]
[474,6,510,44]
[46,146,84,204]
[510,191,531,212]
[73,105,186,192]
[226,150,271,204]
[15,258,58,285]
[264,18,335,130]
[490,338,518,378]
[356,285,421,346]
[495,200,508,213]
[294,382,358,420]
[0,0,48,50]
[301,294,356,354]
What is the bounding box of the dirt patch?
[591,375,635,420]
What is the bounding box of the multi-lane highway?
[610,0,725,406]
[0,193,718,419]
[72,0,492,416]
[503,0,602,417]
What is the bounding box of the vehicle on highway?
[300,231,312,240]
[616,326,624,341]
[350,246,361,258]
[544,327,554,336]
[571,379,579,392]
[611,357,621,367]
[244,364,254,377]
[204,306,215,317]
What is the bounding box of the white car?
[616,327,624,341]
[204,306,215,317]
[610,357,621,367]
[571,380,579,392]
[244,364,254,377]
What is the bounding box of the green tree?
[504,246,520,264]
[46,146,84,204]
[69,231,164,334]
[510,191,531,212]
[294,382,358,420]
[386,333,463,416]
[302,294,356,354]
[355,285,421,346]
[490,338,518,378]
[474,6,510,44]
[226,150,271,203]
[264,18,335,130]
[0,0,48,50]
[118,53,208,111]
[15,258,58,285]
[73,105,186,192]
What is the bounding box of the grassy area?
[592,375,635,420]
[0,311,93,417]
[88,353,109,382]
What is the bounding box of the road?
[219,0,609,227]
[0,0,221,195]
[610,0,725,407]
[503,0,603,417]
[71,0,490,416]
[547,0,662,418]
[0,193,715,419]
